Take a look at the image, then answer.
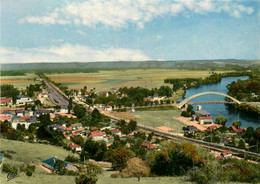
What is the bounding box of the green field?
[131,109,184,133]
[46,69,215,92]
[0,73,40,89]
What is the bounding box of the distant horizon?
[1,58,260,65]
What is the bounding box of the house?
[71,123,82,130]
[81,130,91,135]
[90,131,106,140]
[60,106,68,114]
[140,142,155,150]
[105,105,112,111]
[73,130,83,136]
[16,95,33,105]
[41,92,49,98]
[111,129,122,136]
[66,126,73,131]
[78,90,82,96]
[90,127,99,131]
[206,125,219,131]
[229,126,244,134]
[184,126,198,134]
[0,97,12,106]
[0,115,11,121]
[69,143,82,152]
[222,137,232,144]
[100,126,112,131]
[42,156,78,172]
[16,111,24,117]
[24,110,34,116]
[84,92,89,97]
[101,91,109,97]
[58,121,66,127]
[218,151,232,159]
[195,110,213,124]
[63,134,70,140]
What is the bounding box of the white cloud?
[0,44,151,63]
[19,0,255,28]
[76,30,87,36]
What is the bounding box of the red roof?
[66,126,73,131]
[0,97,12,104]
[69,143,81,148]
[1,107,25,114]
[207,125,218,130]
[90,127,99,131]
[140,142,155,150]
[105,105,112,107]
[230,126,244,133]
[222,151,232,156]
[63,134,70,138]
[59,126,66,129]
[84,92,89,95]
[74,130,82,134]
[90,131,106,137]
[0,115,10,121]
[200,116,213,120]
[112,129,121,133]
[21,116,30,121]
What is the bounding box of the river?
[184,76,260,129]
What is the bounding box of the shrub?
[20,164,35,177]
[65,155,80,163]
[4,153,13,159]
[2,163,18,173]
[111,157,150,178]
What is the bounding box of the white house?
[90,131,106,140]
[16,95,33,105]
[105,105,112,111]
[69,143,82,152]
[111,129,122,136]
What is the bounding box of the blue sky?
[1,0,259,63]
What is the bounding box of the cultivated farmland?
[46,69,216,92]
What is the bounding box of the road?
[39,74,69,106]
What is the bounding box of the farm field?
[46,69,217,92]
[131,109,185,133]
[0,73,40,89]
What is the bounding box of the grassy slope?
[0,138,76,184]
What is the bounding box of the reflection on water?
[184,76,260,128]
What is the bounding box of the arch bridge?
[177,91,241,109]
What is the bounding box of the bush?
[4,153,13,159]
[111,157,150,178]
[65,155,80,163]
[20,164,35,176]
[2,163,18,173]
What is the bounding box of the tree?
[68,97,73,114]
[12,95,17,105]
[107,147,132,171]
[238,139,246,149]
[215,116,227,126]
[71,135,84,147]
[75,162,102,184]
[54,160,65,174]
[232,121,241,129]
[73,104,86,118]
[128,120,137,132]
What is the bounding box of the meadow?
[0,73,40,89]
[46,69,215,92]
[131,109,185,133]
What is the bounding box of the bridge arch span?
[177,91,240,109]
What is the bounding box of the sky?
[0,0,260,63]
